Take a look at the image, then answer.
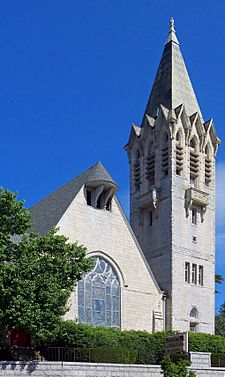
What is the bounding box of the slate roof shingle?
[29,162,117,235]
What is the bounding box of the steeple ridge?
[142,19,203,124]
[166,17,179,45]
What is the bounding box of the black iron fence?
[0,346,137,364]
[211,353,225,367]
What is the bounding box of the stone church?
[30,20,220,334]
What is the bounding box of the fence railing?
[0,346,137,364]
[211,353,225,367]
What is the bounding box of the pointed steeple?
[143,19,203,123]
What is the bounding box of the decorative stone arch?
[86,250,126,287]
[175,128,184,147]
[78,251,122,328]
[205,142,213,158]
[189,134,199,153]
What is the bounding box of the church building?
[30,20,220,334]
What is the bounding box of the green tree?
[0,188,92,342]
[215,274,224,294]
[215,314,225,336]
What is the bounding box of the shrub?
[51,321,170,364]
[49,321,225,365]
[161,355,192,377]
[89,346,137,364]
[189,332,225,353]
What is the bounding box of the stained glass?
[78,257,120,328]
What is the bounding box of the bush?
[161,355,193,377]
[51,321,170,364]
[49,321,225,365]
[89,346,137,364]
[189,332,225,353]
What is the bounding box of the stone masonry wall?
[1,360,225,377]
[57,188,163,332]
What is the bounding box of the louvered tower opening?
[145,143,155,185]
[161,133,169,177]
[205,145,212,187]
[133,150,141,191]
[175,131,184,175]
[190,138,199,187]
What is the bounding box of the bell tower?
[125,19,220,333]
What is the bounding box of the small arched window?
[145,142,155,186]
[205,145,212,187]
[78,256,120,328]
[175,130,184,176]
[161,132,169,177]
[190,308,199,332]
[189,137,199,187]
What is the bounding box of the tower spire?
[142,18,203,122]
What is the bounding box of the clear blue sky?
[1,1,225,312]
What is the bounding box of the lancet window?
[78,256,120,328]
[145,142,155,185]
[175,130,184,175]
[189,137,199,187]
[204,145,212,187]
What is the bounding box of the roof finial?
[170,17,175,32]
[166,17,179,45]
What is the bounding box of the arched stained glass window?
[78,257,120,328]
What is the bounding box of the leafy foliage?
[51,321,169,364]
[0,188,92,342]
[50,321,225,365]
[188,332,225,353]
[215,314,225,336]
[215,274,224,294]
[161,355,194,377]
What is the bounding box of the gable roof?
[29,162,117,235]
[142,19,203,123]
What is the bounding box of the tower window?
[190,137,199,187]
[161,133,169,177]
[133,150,141,191]
[192,264,197,284]
[199,265,204,286]
[192,209,197,225]
[205,145,212,187]
[185,262,190,283]
[145,143,155,186]
[175,130,184,176]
